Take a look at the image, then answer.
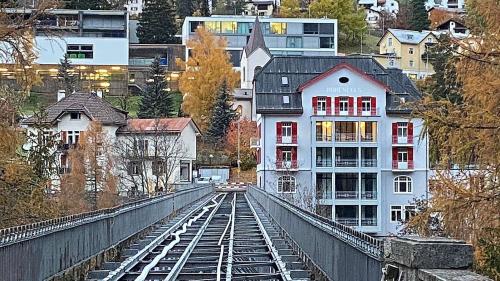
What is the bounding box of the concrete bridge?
[0,186,490,281]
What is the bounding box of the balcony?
[335,191,358,199]
[361,191,377,200]
[335,159,358,167]
[335,133,357,142]
[360,133,376,142]
[392,160,414,170]
[336,205,358,226]
[361,205,377,226]
[361,159,377,167]
[250,137,260,148]
[335,147,358,167]
[336,218,359,226]
[361,218,377,226]
[392,135,413,144]
[277,135,298,145]
[276,160,298,170]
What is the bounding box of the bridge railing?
[248,186,383,281]
[0,185,213,281]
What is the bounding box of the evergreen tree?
[205,80,236,144]
[408,0,430,31]
[138,57,174,119]
[58,54,77,95]
[196,0,210,16]
[177,0,195,19]
[137,0,178,44]
[66,0,111,9]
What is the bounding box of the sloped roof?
[23,92,128,126]
[116,118,200,135]
[244,17,271,57]
[385,29,437,44]
[254,56,421,114]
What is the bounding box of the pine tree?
[137,0,178,44]
[177,0,195,19]
[58,54,77,95]
[196,0,210,16]
[138,58,174,119]
[205,80,236,144]
[408,0,430,31]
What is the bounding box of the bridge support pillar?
[383,236,491,281]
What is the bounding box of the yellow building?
[376,29,439,80]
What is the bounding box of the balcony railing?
[360,133,376,142]
[277,135,298,145]
[335,159,358,167]
[335,191,358,199]
[392,135,413,144]
[316,134,333,142]
[335,133,357,142]
[316,159,333,167]
[361,218,377,226]
[317,189,333,200]
[336,218,359,226]
[361,159,377,167]
[276,160,298,170]
[392,160,414,170]
[361,191,377,200]
[250,137,260,148]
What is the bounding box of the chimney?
[96,90,103,98]
[57,90,66,102]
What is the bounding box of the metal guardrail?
[248,186,384,259]
[0,185,210,246]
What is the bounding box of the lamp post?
[236,106,242,182]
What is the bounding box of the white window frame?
[339,97,349,114]
[404,205,416,221]
[67,131,80,144]
[390,205,402,222]
[70,112,81,120]
[317,97,327,115]
[277,175,296,193]
[398,149,408,163]
[397,122,408,136]
[394,176,413,193]
[281,122,292,143]
[361,97,372,114]
[409,47,414,54]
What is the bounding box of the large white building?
[1,9,129,96]
[425,0,465,10]
[247,43,429,235]
[181,16,338,68]
[22,92,199,193]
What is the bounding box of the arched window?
[394,176,412,193]
[277,175,296,193]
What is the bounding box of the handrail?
[0,185,210,246]
[249,186,384,259]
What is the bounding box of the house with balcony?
[181,16,337,69]
[21,92,199,193]
[376,29,439,80]
[0,9,129,96]
[253,56,429,236]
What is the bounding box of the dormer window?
[283,95,290,104]
[70,112,81,120]
[281,76,289,86]
[407,34,413,40]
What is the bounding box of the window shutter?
[276,148,282,168]
[292,147,297,167]
[334,97,340,115]
[392,123,397,144]
[408,147,414,169]
[408,122,414,143]
[291,122,297,143]
[61,131,67,143]
[371,97,377,115]
[276,122,282,143]
[357,97,362,115]
[326,97,332,115]
[312,97,318,115]
[392,147,398,169]
[348,97,354,116]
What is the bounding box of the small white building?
[358,0,400,27]
[243,0,277,16]
[125,0,144,16]
[425,0,465,10]
[22,92,199,194]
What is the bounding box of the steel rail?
[163,193,228,281]
[224,193,237,281]
[217,193,235,281]
[245,193,293,281]
[101,193,222,281]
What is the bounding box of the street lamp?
[236,106,242,182]
[209,154,214,166]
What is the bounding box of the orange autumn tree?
[176,27,239,131]
[225,119,258,170]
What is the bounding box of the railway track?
[87,192,311,281]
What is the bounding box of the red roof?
[297,63,390,92]
[117,118,199,134]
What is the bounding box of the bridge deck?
[88,192,311,281]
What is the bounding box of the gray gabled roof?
[244,17,271,57]
[23,92,128,126]
[254,56,422,114]
[385,29,437,44]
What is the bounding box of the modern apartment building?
[252,56,429,236]
[0,9,129,96]
[181,16,338,68]
[377,29,439,80]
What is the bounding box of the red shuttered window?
[392,123,397,143]
[408,147,414,169]
[312,97,318,115]
[371,97,377,115]
[408,123,414,144]
[291,122,297,144]
[357,97,362,115]
[276,147,282,168]
[334,97,340,115]
[292,147,297,168]
[348,97,354,116]
[276,122,282,143]
[392,147,398,169]
[326,97,332,115]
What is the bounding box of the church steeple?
[244,17,271,57]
